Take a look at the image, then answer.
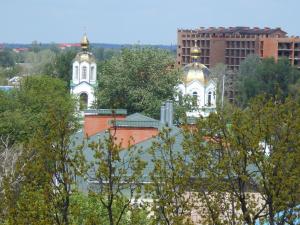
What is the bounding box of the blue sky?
[1,0,299,44]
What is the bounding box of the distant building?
[0,86,14,91]
[70,34,97,110]
[8,76,22,86]
[12,48,29,53]
[177,27,300,70]
[58,43,81,50]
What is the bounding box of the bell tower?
[70,34,97,110]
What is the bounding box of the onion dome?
[190,43,201,60]
[182,42,211,84]
[81,34,89,51]
[74,52,96,63]
[73,34,95,63]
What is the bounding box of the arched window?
[79,93,88,110]
[91,66,94,80]
[192,91,198,106]
[208,91,212,106]
[75,66,79,79]
[82,66,87,80]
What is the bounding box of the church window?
[91,66,94,80]
[75,66,79,79]
[192,91,198,106]
[82,66,87,80]
[208,91,212,106]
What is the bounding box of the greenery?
[184,96,300,224]
[95,47,180,119]
[0,76,81,224]
[1,45,300,224]
[146,127,194,225]
[237,55,300,107]
[0,49,15,68]
[86,126,147,225]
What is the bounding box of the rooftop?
[178,26,287,37]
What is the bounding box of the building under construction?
[177,27,300,70]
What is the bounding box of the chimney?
[165,100,173,127]
[160,101,174,127]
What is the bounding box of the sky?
[1,0,299,45]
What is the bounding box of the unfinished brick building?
[177,27,300,70]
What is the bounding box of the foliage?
[184,96,300,224]
[86,126,147,225]
[0,49,15,67]
[70,192,151,225]
[91,47,120,61]
[0,76,81,225]
[146,127,194,225]
[237,55,300,107]
[42,48,77,85]
[95,47,180,119]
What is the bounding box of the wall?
[84,115,126,137]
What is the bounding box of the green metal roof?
[109,113,161,128]
[125,113,158,122]
[84,109,127,115]
[111,120,161,128]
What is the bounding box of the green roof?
[125,113,158,122]
[84,109,127,115]
[110,113,161,128]
[111,120,161,128]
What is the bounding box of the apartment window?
[82,66,87,80]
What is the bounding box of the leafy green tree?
[70,192,150,225]
[42,49,77,84]
[95,47,180,119]
[185,96,300,225]
[146,127,194,225]
[87,126,147,225]
[0,49,15,67]
[92,47,119,61]
[1,76,81,225]
[237,55,300,107]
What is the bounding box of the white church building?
[70,34,97,110]
[177,44,217,117]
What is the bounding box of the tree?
[0,49,15,68]
[42,49,77,85]
[237,55,300,107]
[95,47,180,119]
[1,76,81,225]
[146,127,194,225]
[185,96,300,224]
[87,126,147,225]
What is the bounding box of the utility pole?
[221,74,225,109]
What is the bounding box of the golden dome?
[74,52,96,63]
[190,43,201,60]
[183,62,211,84]
[81,34,89,50]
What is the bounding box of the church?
[177,44,217,117]
[70,34,97,110]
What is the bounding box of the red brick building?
[177,27,300,70]
[83,109,161,149]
